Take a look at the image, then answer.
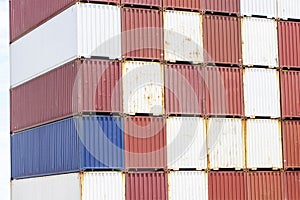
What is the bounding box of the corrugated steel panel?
[240,0,277,18]
[243,68,280,118]
[164,10,203,64]
[11,116,124,179]
[125,172,167,200]
[163,0,201,10]
[10,3,121,87]
[203,15,241,65]
[282,120,300,168]
[281,71,300,118]
[12,172,125,200]
[169,171,208,200]
[278,21,300,69]
[247,172,283,200]
[203,0,240,14]
[204,66,243,116]
[242,17,278,67]
[284,172,300,200]
[278,0,300,20]
[167,117,207,170]
[121,0,162,7]
[246,119,282,169]
[121,8,163,60]
[124,117,166,169]
[164,64,204,115]
[11,59,122,132]
[208,172,246,200]
[122,61,164,115]
[207,118,245,169]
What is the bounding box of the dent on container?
[284,172,300,200]
[164,10,203,64]
[167,117,207,170]
[10,59,122,133]
[207,118,245,169]
[242,17,278,68]
[163,0,202,11]
[203,0,240,14]
[169,171,208,200]
[240,0,277,18]
[278,21,300,69]
[243,68,280,118]
[10,3,121,87]
[11,116,124,179]
[11,172,125,200]
[203,15,241,65]
[121,8,163,60]
[246,119,282,169]
[121,0,162,7]
[122,61,164,115]
[278,0,300,20]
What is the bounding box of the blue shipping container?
[11,116,124,179]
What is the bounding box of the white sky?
[0,0,10,199]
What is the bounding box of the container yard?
[9,0,300,199]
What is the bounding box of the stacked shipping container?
[10,0,300,199]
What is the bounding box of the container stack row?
[10,0,300,199]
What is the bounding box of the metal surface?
[11,59,122,133]
[11,116,124,179]
[121,8,163,60]
[278,21,300,69]
[10,3,121,87]
[278,0,300,20]
[163,0,201,10]
[164,10,203,64]
[121,0,162,7]
[164,64,204,115]
[125,172,168,200]
[247,172,283,200]
[240,0,277,18]
[243,68,280,118]
[167,117,207,170]
[203,15,241,65]
[122,61,164,115]
[124,117,166,169]
[204,66,243,116]
[207,118,245,169]
[208,172,246,200]
[169,171,208,200]
[242,17,278,67]
[246,119,282,169]
[203,0,240,14]
[282,120,300,169]
[284,172,300,200]
[280,70,300,118]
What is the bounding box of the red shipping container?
[278,21,300,69]
[203,15,242,65]
[208,172,246,200]
[10,59,122,132]
[163,0,202,11]
[282,120,300,169]
[280,70,300,118]
[126,172,168,200]
[247,172,283,200]
[284,172,300,200]
[164,64,204,115]
[121,0,162,7]
[203,0,240,14]
[124,117,166,169]
[122,8,163,60]
[10,0,119,42]
[204,66,243,116]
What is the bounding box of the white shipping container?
[207,118,245,169]
[10,3,121,87]
[246,119,282,169]
[169,171,208,200]
[278,0,300,20]
[164,10,203,64]
[11,172,125,200]
[240,0,277,18]
[243,68,280,118]
[167,117,207,170]
[242,17,278,68]
[122,61,164,115]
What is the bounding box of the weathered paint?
[284,172,300,200]
[121,0,162,7]
[163,0,202,11]
[203,0,240,14]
